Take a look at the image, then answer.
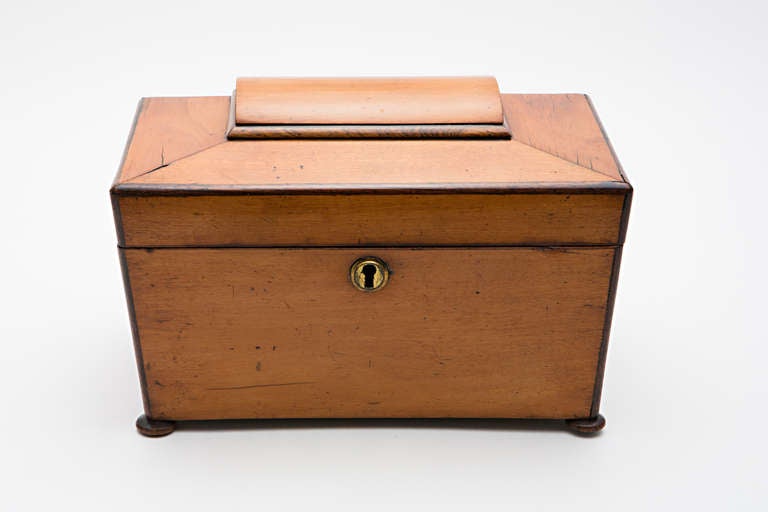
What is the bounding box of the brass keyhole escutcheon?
[350,257,389,292]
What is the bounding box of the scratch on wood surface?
[207,381,315,391]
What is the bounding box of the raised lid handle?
[228,76,509,139]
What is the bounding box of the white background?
[1,0,766,510]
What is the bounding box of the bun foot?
[136,414,175,437]
[565,414,606,434]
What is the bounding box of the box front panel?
[117,193,625,248]
[124,247,614,420]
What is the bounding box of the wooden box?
[111,77,631,436]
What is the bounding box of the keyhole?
[362,264,377,288]
[349,257,389,292]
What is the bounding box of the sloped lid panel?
[112,94,629,248]
[124,138,617,189]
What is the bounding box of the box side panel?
[124,247,615,420]
[117,248,151,415]
[118,193,625,248]
[590,187,632,416]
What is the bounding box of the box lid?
[112,77,631,248]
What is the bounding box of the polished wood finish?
[116,193,624,248]
[114,94,628,189]
[125,247,614,420]
[118,248,150,413]
[234,77,503,125]
[116,97,229,183]
[120,138,618,188]
[112,84,631,433]
[591,221,629,417]
[502,94,623,181]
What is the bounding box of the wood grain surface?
[112,92,631,424]
[234,76,503,125]
[502,94,623,181]
[116,193,625,247]
[114,94,629,188]
[125,247,615,420]
[122,138,621,187]
[116,97,230,183]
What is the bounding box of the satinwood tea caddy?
[111,76,632,436]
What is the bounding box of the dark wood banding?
[119,249,151,416]
[228,123,511,140]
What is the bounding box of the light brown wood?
[234,76,503,125]
[502,94,623,181]
[112,89,632,430]
[117,193,625,247]
[117,97,230,183]
[126,247,614,420]
[124,138,621,187]
[115,94,628,187]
